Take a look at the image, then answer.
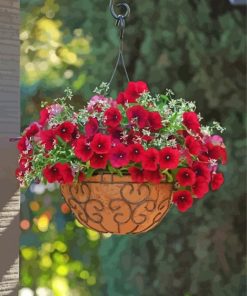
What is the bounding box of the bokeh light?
[20,219,30,231]
[36,215,49,232]
[29,201,40,212]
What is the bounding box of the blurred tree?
[20,0,246,295]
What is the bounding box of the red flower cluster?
[117,81,148,105]
[16,81,227,214]
[171,134,226,212]
[43,163,73,184]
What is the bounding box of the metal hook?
[109,0,130,39]
[109,0,130,20]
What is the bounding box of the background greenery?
[20,0,246,295]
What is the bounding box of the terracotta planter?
[60,174,173,234]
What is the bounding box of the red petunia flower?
[56,163,74,184]
[107,126,123,142]
[173,190,193,212]
[25,122,40,138]
[104,107,122,128]
[185,135,201,155]
[85,117,99,139]
[74,136,93,162]
[211,173,224,191]
[159,147,179,169]
[144,169,162,184]
[192,161,211,183]
[183,112,200,133]
[78,172,85,182]
[192,177,209,199]
[203,143,222,161]
[128,143,144,162]
[147,112,163,131]
[110,144,129,168]
[116,92,127,105]
[142,148,160,171]
[90,153,108,169]
[17,136,29,153]
[126,105,149,128]
[126,130,141,145]
[124,81,149,103]
[128,167,145,183]
[19,156,31,172]
[176,168,196,186]
[90,133,111,154]
[201,143,228,165]
[39,108,50,126]
[141,134,154,143]
[219,147,227,165]
[43,164,62,183]
[15,168,25,182]
[56,121,77,143]
[40,129,56,151]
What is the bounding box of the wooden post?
[0,0,20,295]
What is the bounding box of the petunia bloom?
[185,135,201,155]
[176,168,196,186]
[211,173,224,191]
[74,136,93,162]
[90,133,111,154]
[147,111,163,131]
[90,153,108,169]
[104,107,122,128]
[202,143,227,165]
[192,161,211,183]
[144,169,162,184]
[56,163,74,184]
[110,144,129,168]
[142,148,160,171]
[78,172,86,182]
[159,147,179,169]
[56,121,77,143]
[17,136,29,153]
[126,105,149,129]
[116,92,128,105]
[40,129,56,151]
[173,190,193,212]
[85,117,99,138]
[19,156,32,172]
[128,167,145,183]
[128,143,144,162]
[183,112,200,133]
[192,177,209,199]
[39,107,50,126]
[124,81,149,103]
[43,163,62,183]
[24,122,40,138]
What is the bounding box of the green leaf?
[162,170,174,183]
[56,136,67,146]
[86,168,95,178]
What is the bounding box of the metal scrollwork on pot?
[61,175,173,235]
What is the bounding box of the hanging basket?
[61,174,173,234]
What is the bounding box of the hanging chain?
[108,0,130,86]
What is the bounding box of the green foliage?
[20,0,246,295]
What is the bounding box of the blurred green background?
[20,0,246,295]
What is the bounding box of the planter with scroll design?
[60,174,173,234]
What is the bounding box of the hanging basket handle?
[108,0,131,86]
